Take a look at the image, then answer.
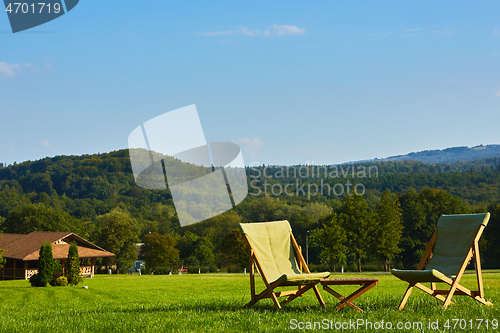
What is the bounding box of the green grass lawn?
[0,273,498,332]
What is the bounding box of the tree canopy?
[1,203,86,236]
[0,149,499,272]
[94,208,139,273]
[141,232,179,273]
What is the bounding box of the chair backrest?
[239,220,301,283]
[427,213,490,276]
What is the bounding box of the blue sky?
[1,1,500,166]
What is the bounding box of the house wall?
[1,258,96,280]
[1,259,26,280]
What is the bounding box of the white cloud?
[271,24,306,36]
[203,30,235,37]
[494,28,500,35]
[236,137,264,156]
[495,90,500,96]
[0,61,51,77]
[406,28,422,32]
[203,24,306,38]
[240,27,261,37]
[0,62,21,77]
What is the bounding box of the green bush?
[308,264,330,273]
[187,266,201,274]
[361,262,384,272]
[153,267,170,275]
[29,273,44,287]
[54,276,68,287]
[226,265,242,273]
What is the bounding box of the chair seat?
[275,271,330,285]
[391,269,454,283]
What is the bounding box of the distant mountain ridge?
[370,144,500,164]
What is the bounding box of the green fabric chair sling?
[239,220,330,309]
[391,213,493,309]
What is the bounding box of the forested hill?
[369,144,500,164]
[1,149,500,271]
[1,149,500,220]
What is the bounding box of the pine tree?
[66,241,81,286]
[38,242,54,287]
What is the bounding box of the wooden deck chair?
[239,220,330,309]
[392,213,493,309]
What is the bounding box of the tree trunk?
[357,255,362,272]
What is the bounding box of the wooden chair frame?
[398,223,493,310]
[243,231,326,309]
[321,278,379,312]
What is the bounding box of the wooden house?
[0,232,115,280]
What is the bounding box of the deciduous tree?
[1,203,86,236]
[219,230,248,269]
[337,194,374,272]
[310,213,347,272]
[94,208,139,273]
[398,188,467,269]
[141,232,179,274]
[373,189,402,271]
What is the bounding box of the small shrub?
[362,263,383,272]
[187,266,201,274]
[153,267,171,275]
[29,273,44,287]
[226,265,242,273]
[54,276,68,287]
[346,263,358,272]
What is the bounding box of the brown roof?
[0,232,115,261]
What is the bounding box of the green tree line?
[0,150,499,272]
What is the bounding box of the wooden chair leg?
[270,289,282,309]
[312,285,326,309]
[399,284,414,310]
[443,282,459,308]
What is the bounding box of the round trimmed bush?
[54,276,68,287]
